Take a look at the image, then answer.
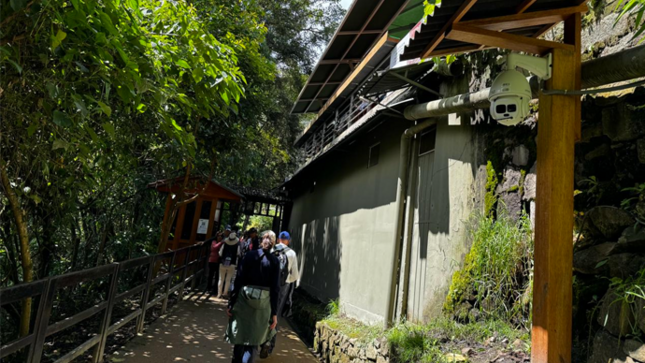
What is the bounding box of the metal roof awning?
[360,59,435,97]
[291,0,412,115]
[400,0,587,61]
[387,0,426,40]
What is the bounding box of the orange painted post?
[173,205,187,250]
[531,45,579,363]
[189,198,203,244]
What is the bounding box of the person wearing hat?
[226,230,280,363]
[218,232,240,298]
[259,231,300,359]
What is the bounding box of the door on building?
[407,126,436,321]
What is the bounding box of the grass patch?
[320,299,385,344]
[387,318,530,363]
[444,212,534,327]
[320,299,530,362]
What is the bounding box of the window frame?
[368,142,381,168]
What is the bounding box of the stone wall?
[572,89,645,363]
[477,87,645,363]
[313,322,390,363]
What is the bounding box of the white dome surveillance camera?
[489,53,552,126]
[489,69,532,126]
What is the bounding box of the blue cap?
[279,231,290,240]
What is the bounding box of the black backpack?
[274,248,290,286]
[221,243,239,266]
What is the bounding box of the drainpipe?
[400,136,419,318]
[385,118,436,328]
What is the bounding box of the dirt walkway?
[108,292,318,363]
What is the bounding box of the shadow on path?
[108,294,317,363]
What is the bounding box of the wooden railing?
[0,243,210,363]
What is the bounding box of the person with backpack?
[277,231,300,318]
[218,232,241,298]
[259,231,300,359]
[226,230,280,363]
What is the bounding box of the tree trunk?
[37,209,55,278]
[1,164,34,337]
[96,222,110,266]
[70,220,80,271]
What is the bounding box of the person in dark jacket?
[226,230,280,363]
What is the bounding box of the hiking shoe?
[260,344,270,359]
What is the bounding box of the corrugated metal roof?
[401,0,587,61]
[292,0,412,114]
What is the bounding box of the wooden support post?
[161,252,177,315]
[172,205,187,249]
[565,13,582,141]
[189,198,203,244]
[31,280,57,363]
[178,247,192,301]
[206,199,217,240]
[531,46,578,363]
[28,279,53,363]
[94,263,120,363]
[136,256,155,333]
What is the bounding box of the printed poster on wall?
[197,219,209,234]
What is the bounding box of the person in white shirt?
[260,231,300,359]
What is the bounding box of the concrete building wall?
[288,113,484,324]
[404,120,484,321]
[288,118,409,324]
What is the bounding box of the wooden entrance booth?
[397,1,587,362]
[150,178,243,250]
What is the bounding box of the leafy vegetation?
[484,161,499,216]
[614,0,645,43]
[444,212,534,328]
[0,0,343,344]
[605,268,645,337]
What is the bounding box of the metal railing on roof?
[299,94,378,166]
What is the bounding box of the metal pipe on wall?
[384,119,436,328]
[404,43,645,121]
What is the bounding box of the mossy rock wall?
[314,323,390,363]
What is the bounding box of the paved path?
[108,293,318,363]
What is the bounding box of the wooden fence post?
[161,252,177,315]
[178,247,192,301]
[136,256,155,333]
[94,263,120,363]
[30,280,58,363]
[25,279,52,363]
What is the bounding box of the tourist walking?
[218,232,240,298]
[240,228,259,257]
[260,231,300,358]
[207,232,224,293]
[226,230,280,363]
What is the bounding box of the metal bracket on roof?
[389,71,442,98]
[359,96,404,116]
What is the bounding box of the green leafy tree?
[0,0,246,335]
